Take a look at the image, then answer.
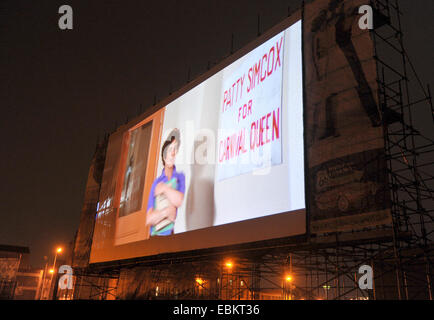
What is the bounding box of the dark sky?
[0,0,432,268]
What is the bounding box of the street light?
[284,274,294,300]
[52,247,63,273]
[49,246,63,299]
[195,277,204,292]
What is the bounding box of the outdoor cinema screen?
[90,16,305,264]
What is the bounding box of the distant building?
[0,244,43,300]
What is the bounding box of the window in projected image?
[118,122,153,217]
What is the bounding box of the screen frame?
[89,10,309,265]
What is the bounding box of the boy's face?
[164,141,178,168]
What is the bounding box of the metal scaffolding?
[70,0,433,300]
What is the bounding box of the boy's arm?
[157,184,184,208]
[146,206,176,226]
[155,174,185,208]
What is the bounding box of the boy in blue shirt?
[146,129,185,236]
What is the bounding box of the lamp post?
[49,247,63,300]
[224,260,233,299]
[40,258,48,300]
[283,254,293,300]
[283,274,293,300]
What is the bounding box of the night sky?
[0,0,432,268]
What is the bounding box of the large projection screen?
[90,13,305,264]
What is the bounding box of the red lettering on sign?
[261,54,267,82]
[275,37,283,71]
[246,36,283,94]
[267,46,275,76]
[250,106,280,152]
[272,108,280,141]
[266,113,271,144]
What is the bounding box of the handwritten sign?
[216,32,284,181]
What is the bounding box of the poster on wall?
[303,0,391,233]
[72,138,107,268]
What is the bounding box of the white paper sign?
[216,32,284,181]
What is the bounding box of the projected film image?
[91,19,306,262]
[156,23,304,235]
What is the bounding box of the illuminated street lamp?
[225,261,233,268]
[49,246,63,299]
[284,274,294,300]
[52,247,63,273]
[195,277,204,292]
